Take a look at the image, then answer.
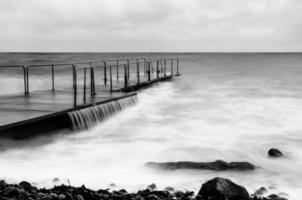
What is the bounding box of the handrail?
[0,57,180,108]
[0,65,27,94]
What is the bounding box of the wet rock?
[0,180,6,189]
[146,160,255,171]
[58,193,66,199]
[3,186,21,198]
[253,187,268,197]
[74,194,84,200]
[197,177,250,200]
[268,148,283,157]
[164,186,175,192]
[19,181,34,192]
[267,193,288,200]
[147,183,157,191]
[50,193,58,199]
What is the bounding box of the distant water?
[0,53,302,200]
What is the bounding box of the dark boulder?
[19,181,34,192]
[268,148,283,157]
[146,160,255,171]
[3,186,21,198]
[197,177,250,200]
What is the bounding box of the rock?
[146,160,255,171]
[50,193,58,199]
[197,177,250,200]
[3,186,20,198]
[267,193,288,200]
[19,181,33,192]
[164,186,175,192]
[253,187,268,197]
[0,180,6,190]
[58,193,66,199]
[268,148,283,157]
[74,194,85,200]
[147,183,157,191]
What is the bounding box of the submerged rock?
[267,193,288,200]
[146,160,255,171]
[268,148,283,157]
[196,177,250,200]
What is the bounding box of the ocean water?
[0,53,302,199]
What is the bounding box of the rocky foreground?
[0,177,288,200]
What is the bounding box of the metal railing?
[0,57,180,107]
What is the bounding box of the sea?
[0,53,301,200]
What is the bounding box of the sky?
[0,0,301,52]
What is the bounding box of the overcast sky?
[0,0,301,52]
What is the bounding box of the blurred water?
[0,53,302,199]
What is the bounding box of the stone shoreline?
[0,177,288,200]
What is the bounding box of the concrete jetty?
[0,58,180,139]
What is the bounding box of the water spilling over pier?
[68,95,137,131]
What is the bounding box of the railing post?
[160,59,164,74]
[127,59,130,80]
[148,62,151,81]
[110,65,113,92]
[144,58,147,75]
[26,67,29,94]
[171,59,173,76]
[164,59,167,77]
[124,64,128,88]
[51,65,55,92]
[116,60,119,80]
[177,58,180,75]
[156,60,159,79]
[137,61,140,84]
[83,68,87,103]
[90,65,96,96]
[104,62,107,85]
[72,65,77,108]
[23,66,28,95]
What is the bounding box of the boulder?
[19,181,33,192]
[268,148,283,157]
[146,160,255,171]
[3,186,21,198]
[197,177,250,200]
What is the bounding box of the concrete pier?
[0,57,180,138]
